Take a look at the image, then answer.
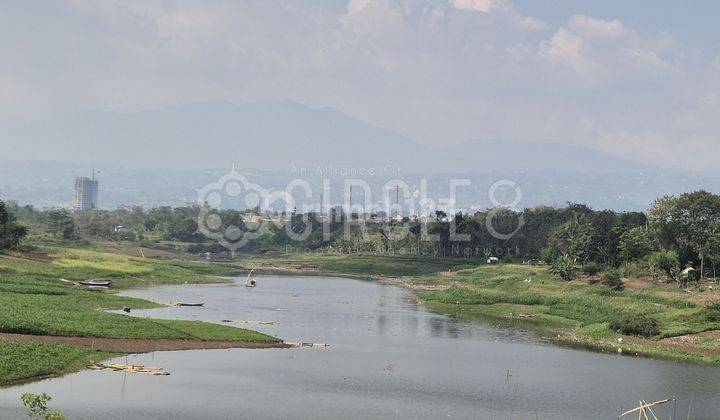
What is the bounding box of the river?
[0,275,718,419]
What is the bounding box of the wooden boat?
[244,268,257,287]
[174,302,205,307]
[79,280,112,287]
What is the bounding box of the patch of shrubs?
[582,262,602,277]
[609,314,660,337]
[704,302,720,322]
[549,254,577,281]
[601,269,624,291]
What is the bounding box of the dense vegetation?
[609,315,660,338]
[0,201,27,251]
[7,190,720,285]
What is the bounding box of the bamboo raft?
[90,363,170,376]
[285,342,330,348]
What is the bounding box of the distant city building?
[74,175,99,211]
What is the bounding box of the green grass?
[0,341,112,385]
[247,253,483,277]
[0,289,275,341]
[0,247,237,287]
[412,264,710,338]
[0,246,281,385]
[0,250,279,341]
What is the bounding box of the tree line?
[2,190,719,282]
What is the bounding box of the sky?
[1,0,719,171]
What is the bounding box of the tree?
[45,209,76,239]
[618,226,657,262]
[0,200,27,251]
[21,393,65,420]
[647,250,680,282]
[545,218,593,262]
[649,191,720,279]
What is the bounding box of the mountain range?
[2,100,719,211]
[4,101,658,174]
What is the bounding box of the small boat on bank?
[174,301,205,307]
[79,280,112,287]
[245,268,257,288]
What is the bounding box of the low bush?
[549,254,577,281]
[609,314,660,337]
[704,302,720,322]
[601,269,624,291]
[582,262,602,277]
[647,250,680,282]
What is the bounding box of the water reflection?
[428,317,461,339]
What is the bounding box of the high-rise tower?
[73,173,99,211]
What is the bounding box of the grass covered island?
[0,246,281,386]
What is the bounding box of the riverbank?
[239,252,720,365]
[0,332,288,352]
[0,247,280,386]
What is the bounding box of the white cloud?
[157,9,217,43]
[619,48,677,72]
[449,0,546,32]
[450,0,505,14]
[347,0,371,16]
[539,28,592,72]
[568,15,625,39]
[518,16,546,31]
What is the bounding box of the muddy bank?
[0,333,289,353]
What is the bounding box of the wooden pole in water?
[619,399,671,418]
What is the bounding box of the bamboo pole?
[619,399,671,418]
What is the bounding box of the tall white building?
[74,175,99,211]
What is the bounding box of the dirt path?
[619,334,720,358]
[0,333,289,353]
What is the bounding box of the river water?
[0,275,718,419]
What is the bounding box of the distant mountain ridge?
[5,101,420,171]
[434,139,656,173]
[3,100,656,174]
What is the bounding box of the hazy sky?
[1,0,719,170]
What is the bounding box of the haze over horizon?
[1,1,719,172]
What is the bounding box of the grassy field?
[0,341,112,386]
[244,252,485,277]
[0,246,240,286]
[0,246,279,385]
[242,252,720,364]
